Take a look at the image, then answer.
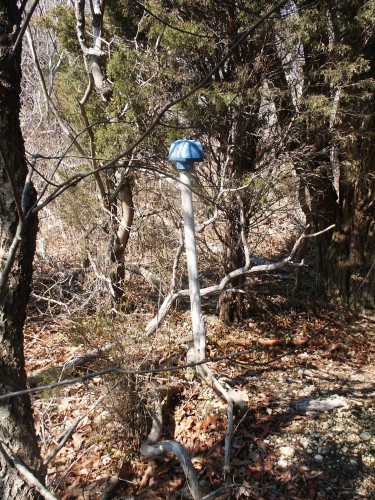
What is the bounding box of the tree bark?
[110,177,134,300]
[298,0,375,310]
[0,2,44,497]
[218,212,246,323]
[218,113,257,323]
[321,125,375,309]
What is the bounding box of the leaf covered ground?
[25,270,375,499]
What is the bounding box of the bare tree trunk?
[218,214,245,323]
[218,114,257,323]
[0,2,44,497]
[292,175,313,296]
[110,177,134,300]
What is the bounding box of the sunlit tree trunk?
[109,177,134,300]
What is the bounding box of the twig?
[31,292,70,309]
[25,27,92,210]
[196,365,244,481]
[224,400,234,477]
[171,224,185,291]
[44,418,80,465]
[53,444,96,490]
[78,83,107,202]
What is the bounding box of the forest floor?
[25,268,375,499]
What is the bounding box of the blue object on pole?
[168,140,204,170]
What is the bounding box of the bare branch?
[74,0,111,99]
[140,391,202,500]
[12,0,40,56]
[25,27,107,210]
[170,224,185,291]
[78,85,107,202]
[0,442,57,500]
[144,225,336,335]
[124,263,166,294]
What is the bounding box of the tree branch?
[75,0,111,99]
[12,0,40,56]
[144,225,335,335]
[140,391,202,500]
[78,82,107,203]
[0,442,57,500]
[124,263,166,293]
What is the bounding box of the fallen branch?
[0,441,58,500]
[224,399,234,477]
[124,263,166,293]
[28,343,112,387]
[140,390,202,500]
[44,418,80,465]
[196,364,245,477]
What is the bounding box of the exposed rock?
[279,446,295,458]
[294,395,348,412]
[277,458,289,468]
[359,432,372,441]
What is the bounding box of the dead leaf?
[258,338,284,346]
[72,433,84,450]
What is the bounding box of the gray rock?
[294,395,348,412]
[359,432,372,441]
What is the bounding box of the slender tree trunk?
[218,214,245,323]
[218,114,257,323]
[0,2,44,497]
[110,177,134,300]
